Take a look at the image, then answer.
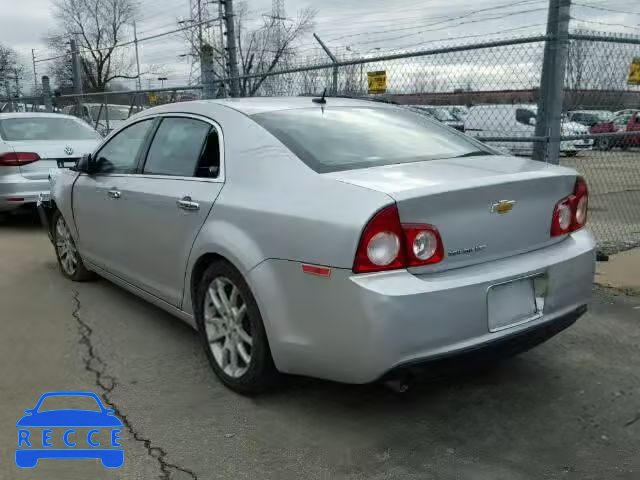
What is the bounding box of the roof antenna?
[312,88,327,104]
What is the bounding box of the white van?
[464,104,593,157]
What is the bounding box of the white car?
[465,104,593,157]
[0,113,101,214]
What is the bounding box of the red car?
[590,111,640,150]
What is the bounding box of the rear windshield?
[90,105,130,121]
[0,117,101,141]
[252,107,493,173]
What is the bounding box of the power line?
[323,0,546,43]
[570,16,640,31]
[572,2,640,16]
[332,7,548,48]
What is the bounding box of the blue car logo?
[16,391,123,468]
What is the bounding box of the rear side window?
[0,117,101,141]
[143,117,214,177]
[252,107,492,173]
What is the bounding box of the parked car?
[0,113,101,215]
[409,106,465,131]
[590,111,640,150]
[465,104,593,156]
[39,98,595,394]
[64,103,137,136]
[568,110,612,127]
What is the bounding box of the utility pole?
[533,0,571,164]
[70,38,83,105]
[217,0,227,96]
[314,33,338,95]
[31,49,38,94]
[133,21,142,90]
[223,0,241,96]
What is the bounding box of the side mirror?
[528,117,537,126]
[75,153,93,174]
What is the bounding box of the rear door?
[111,115,224,307]
[73,118,156,269]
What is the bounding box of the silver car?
[39,98,595,394]
[0,113,101,214]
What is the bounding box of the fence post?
[313,33,338,95]
[70,38,83,107]
[533,0,571,164]
[42,76,52,112]
[223,0,241,97]
[201,44,216,99]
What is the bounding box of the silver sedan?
[40,97,595,394]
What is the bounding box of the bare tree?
[0,44,24,98]
[184,3,316,96]
[48,0,139,92]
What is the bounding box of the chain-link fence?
[5,29,640,255]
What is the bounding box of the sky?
[2,0,639,93]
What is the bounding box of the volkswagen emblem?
[64,145,74,156]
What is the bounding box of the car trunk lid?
[326,155,578,272]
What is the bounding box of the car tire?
[52,211,95,282]
[195,260,279,395]
[564,151,578,157]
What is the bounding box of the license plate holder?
[487,277,541,332]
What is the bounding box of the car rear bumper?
[15,449,124,468]
[249,229,596,384]
[0,173,50,212]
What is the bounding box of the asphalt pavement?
[1,215,640,480]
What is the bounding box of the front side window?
[143,117,213,177]
[252,107,493,173]
[0,117,101,141]
[93,119,154,174]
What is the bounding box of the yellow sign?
[147,92,158,106]
[367,71,387,94]
[628,58,640,85]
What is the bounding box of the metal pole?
[533,0,571,164]
[4,79,13,112]
[133,21,142,90]
[31,49,38,94]
[313,33,338,95]
[217,0,227,97]
[70,38,83,110]
[223,0,241,97]
[42,76,52,112]
[201,44,216,99]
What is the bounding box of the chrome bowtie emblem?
[64,146,74,155]
[491,199,516,214]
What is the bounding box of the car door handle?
[107,190,121,199]
[177,196,200,211]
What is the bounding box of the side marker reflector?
[302,264,331,277]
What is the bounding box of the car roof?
[0,112,80,121]
[146,96,397,116]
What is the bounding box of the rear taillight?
[551,176,588,237]
[0,152,40,167]
[353,205,444,273]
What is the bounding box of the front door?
[73,118,156,270]
[112,116,224,307]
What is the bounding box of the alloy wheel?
[55,216,78,276]
[203,277,253,378]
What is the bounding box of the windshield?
[90,105,130,121]
[36,395,101,412]
[0,117,101,141]
[252,106,493,173]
